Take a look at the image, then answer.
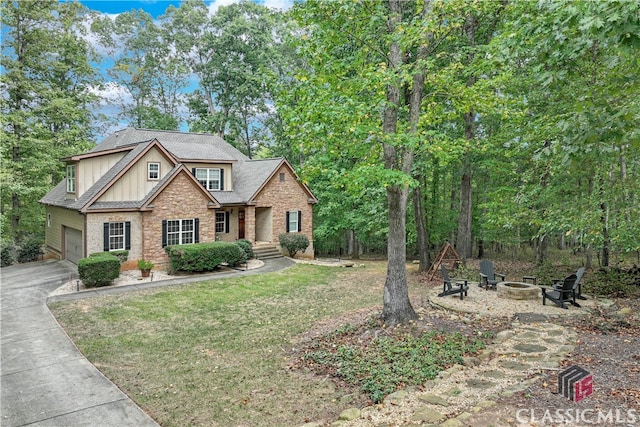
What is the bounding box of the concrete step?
[252,244,283,260]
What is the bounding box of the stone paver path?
[310,320,577,427]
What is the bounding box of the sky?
[78,0,293,18]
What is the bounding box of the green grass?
[50,263,387,426]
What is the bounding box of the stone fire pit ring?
[496,281,540,301]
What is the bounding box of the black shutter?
[194,218,199,243]
[220,169,224,190]
[192,168,196,176]
[162,220,167,247]
[125,221,131,250]
[225,212,230,233]
[103,223,109,251]
[285,211,290,232]
[297,211,302,232]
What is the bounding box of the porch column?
[245,205,256,243]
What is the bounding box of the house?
[40,128,317,268]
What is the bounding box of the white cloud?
[88,81,132,106]
[205,0,293,15]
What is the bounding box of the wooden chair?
[479,259,505,290]
[553,267,586,306]
[438,265,469,300]
[542,274,577,309]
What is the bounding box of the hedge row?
[165,242,246,273]
[78,253,121,287]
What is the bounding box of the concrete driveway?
[1,260,159,427]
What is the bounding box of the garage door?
[64,227,83,264]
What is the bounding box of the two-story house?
[40,128,317,268]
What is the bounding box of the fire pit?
[496,281,540,300]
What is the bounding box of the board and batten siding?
[77,152,125,196]
[97,148,173,202]
[44,206,85,257]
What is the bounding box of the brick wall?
[142,171,215,267]
[253,164,315,258]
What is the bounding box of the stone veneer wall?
[86,212,143,269]
[253,164,314,258]
[141,171,216,267]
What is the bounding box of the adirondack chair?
[479,259,506,290]
[553,267,586,306]
[438,265,469,300]
[542,274,577,309]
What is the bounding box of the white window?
[47,213,51,227]
[195,168,220,190]
[108,222,125,251]
[66,164,76,193]
[166,219,195,246]
[215,212,226,233]
[287,211,301,233]
[148,162,160,180]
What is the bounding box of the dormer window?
[194,168,224,190]
[66,164,76,193]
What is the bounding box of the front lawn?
[50,263,390,426]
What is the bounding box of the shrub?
[165,242,246,273]
[78,254,120,287]
[89,250,129,264]
[279,233,309,258]
[17,235,44,263]
[1,241,14,267]
[137,259,154,270]
[236,239,254,260]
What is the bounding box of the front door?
[238,210,245,239]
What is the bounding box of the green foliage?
[583,268,640,298]
[1,0,97,239]
[78,254,120,287]
[137,259,154,270]
[279,233,309,258]
[236,239,254,260]
[1,241,15,267]
[304,329,485,403]
[90,250,129,264]
[16,235,44,263]
[164,242,246,273]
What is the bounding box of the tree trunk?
[412,185,430,272]
[382,185,416,326]
[600,201,610,267]
[381,0,417,327]
[535,235,548,265]
[346,229,360,260]
[457,164,473,260]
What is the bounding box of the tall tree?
[1,0,97,240]
[91,9,187,130]
[287,0,475,325]
[165,0,280,158]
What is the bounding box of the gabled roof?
[40,128,316,212]
[92,127,248,163]
[214,158,317,205]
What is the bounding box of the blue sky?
[77,0,293,17]
[79,1,185,18]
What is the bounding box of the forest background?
[2,0,639,274]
